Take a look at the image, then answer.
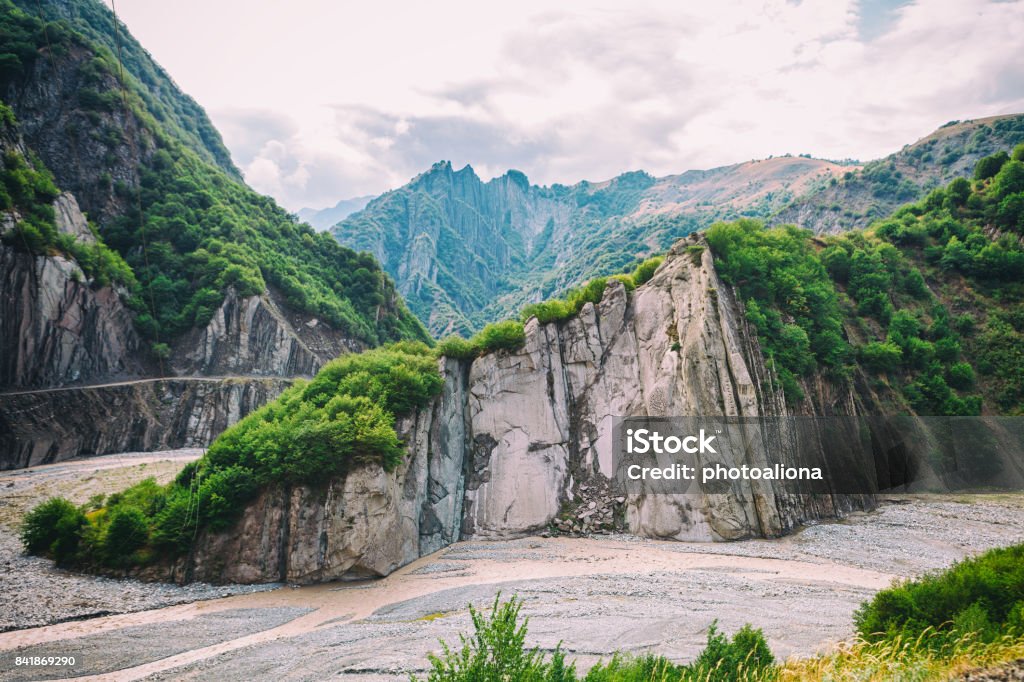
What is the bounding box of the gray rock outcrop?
[0,377,291,470]
[178,236,875,584]
[0,244,144,389]
[170,286,360,378]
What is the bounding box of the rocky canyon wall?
[177,236,875,584]
[0,377,292,470]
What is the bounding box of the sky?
[105,0,1024,211]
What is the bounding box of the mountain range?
[330,115,1024,336]
[296,196,373,231]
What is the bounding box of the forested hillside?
[771,114,1024,233]
[0,0,427,349]
[709,144,1024,415]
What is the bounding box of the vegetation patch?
[21,342,444,567]
[435,254,666,359]
[855,544,1024,647]
[415,549,1024,680]
[707,145,1024,413]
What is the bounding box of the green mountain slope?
[333,156,850,336]
[770,114,1024,233]
[0,0,428,348]
[7,0,238,177]
[710,142,1024,416]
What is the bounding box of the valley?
[2,0,1024,679]
[1,450,1022,680]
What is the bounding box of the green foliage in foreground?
[435,255,666,360]
[22,343,444,567]
[415,595,775,682]
[855,543,1024,647]
[418,552,1024,682]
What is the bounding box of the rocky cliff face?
[0,241,144,389]
[0,377,291,470]
[169,286,362,378]
[178,236,874,584]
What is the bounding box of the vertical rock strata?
[180,237,874,584]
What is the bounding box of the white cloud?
[110,0,1024,210]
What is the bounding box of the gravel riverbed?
[0,452,1022,681]
[0,451,282,633]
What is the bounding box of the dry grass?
[775,630,1024,682]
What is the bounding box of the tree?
[860,341,902,373]
[948,176,972,206]
[940,236,972,271]
[973,151,1009,181]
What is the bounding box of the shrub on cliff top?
[204,342,443,485]
[437,320,528,359]
[474,320,527,353]
[630,255,664,286]
[440,254,667,359]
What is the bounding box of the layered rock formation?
[0,377,291,470]
[177,236,874,584]
[171,286,361,378]
[0,243,144,389]
[333,158,851,336]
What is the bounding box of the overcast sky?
[106,0,1024,211]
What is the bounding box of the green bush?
[688,621,775,682]
[584,654,684,681]
[415,594,575,682]
[102,508,149,566]
[859,341,903,373]
[436,335,479,360]
[207,343,442,487]
[608,273,636,292]
[474,320,526,353]
[521,299,574,324]
[974,152,1009,181]
[630,256,664,286]
[20,497,85,565]
[855,543,1024,646]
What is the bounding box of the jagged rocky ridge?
[172,236,874,584]
[333,158,849,336]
